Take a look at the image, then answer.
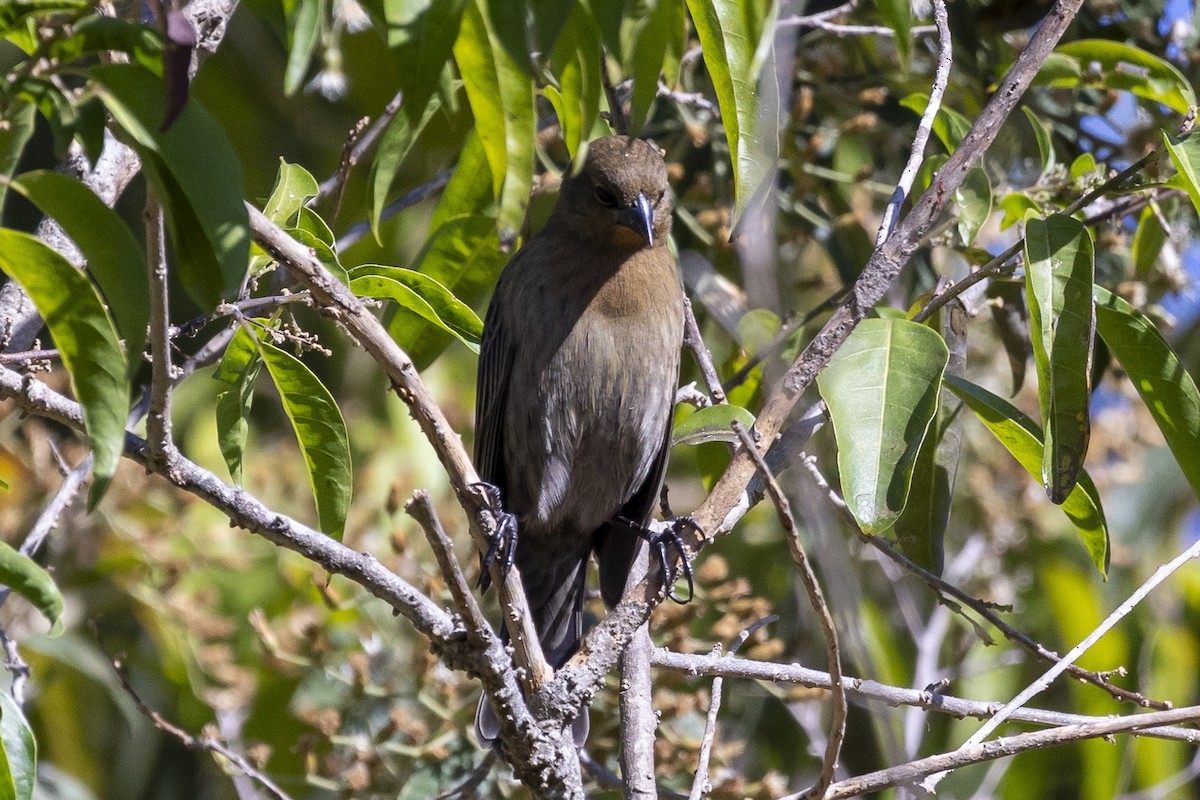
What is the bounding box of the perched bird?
[474,135,685,745]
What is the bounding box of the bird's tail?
[475,551,590,747]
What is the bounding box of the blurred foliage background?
[3,0,1200,798]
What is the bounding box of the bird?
[473,135,686,747]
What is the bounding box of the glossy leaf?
[0,691,36,800]
[369,94,441,239]
[0,232,127,506]
[0,102,35,215]
[91,64,250,309]
[255,336,352,539]
[452,0,535,238]
[944,375,1108,575]
[546,3,601,161]
[262,159,319,224]
[283,0,323,96]
[0,540,63,636]
[9,171,149,374]
[894,303,967,575]
[1094,286,1200,501]
[1130,206,1167,278]
[385,0,466,120]
[213,327,261,487]
[672,403,756,446]
[1022,105,1056,180]
[999,192,1041,230]
[684,0,771,221]
[1038,40,1196,113]
[429,130,494,228]
[817,318,950,534]
[349,265,483,349]
[1164,132,1200,219]
[956,166,992,246]
[1024,212,1095,503]
[627,0,680,135]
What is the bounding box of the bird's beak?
[616,191,655,246]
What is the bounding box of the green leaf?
[944,375,1108,575]
[999,192,1041,230]
[369,94,442,240]
[672,403,756,446]
[1024,212,1095,503]
[955,166,992,247]
[430,130,494,228]
[0,691,36,800]
[1021,105,1056,179]
[283,0,323,95]
[546,3,602,161]
[1094,286,1200,502]
[1164,132,1200,219]
[1037,40,1196,114]
[877,0,912,65]
[0,540,63,636]
[8,171,149,376]
[452,0,535,238]
[45,15,162,73]
[213,327,262,486]
[816,318,950,534]
[348,265,483,349]
[1130,205,1167,278]
[683,0,772,222]
[91,64,250,310]
[386,0,466,118]
[0,232,127,506]
[254,334,352,539]
[0,0,86,32]
[894,303,967,575]
[262,159,319,224]
[1069,152,1097,181]
[899,93,971,154]
[0,102,36,216]
[626,0,680,135]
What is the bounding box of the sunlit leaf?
[546,3,601,161]
[900,93,971,154]
[672,403,756,446]
[452,0,535,238]
[1164,131,1200,219]
[877,0,912,65]
[944,375,1108,575]
[1024,212,1095,503]
[0,102,35,215]
[683,0,773,222]
[369,94,441,240]
[1022,105,1056,179]
[0,691,36,800]
[0,0,86,32]
[9,171,149,375]
[0,232,127,506]
[999,192,1041,230]
[0,541,63,636]
[213,327,261,487]
[254,334,352,539]
[956,166,992,246]
[1130,205,1167,278]
[626,0,680,135]
[385,0,467,120]
[349,265,483,349]
[817,318,949,534]
[1037,40,1196,113]
[91,64,250,309]
[1094,286,1200,502]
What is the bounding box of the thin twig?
[734,423,845,799]
[805,705,1200,800]
[144,191,175,468]
[688,615,779,800]
[0,349,59,365]
[405,491,491,638]
[793,454,1169,709]
[315,90,405,212]
[649,649,1200,743]
[923,536,1200,792]
[0,626,30,706]
[109,656,295,800]
[876,0,950,246]
[683,297,727,405]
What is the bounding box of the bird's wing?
[596,397,675,607]
[474,285,514,497]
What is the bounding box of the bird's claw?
[621,515,697,604]
[473,482,518,591]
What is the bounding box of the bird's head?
[557,135,673,249]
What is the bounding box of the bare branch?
[144,191,176,469]
[683,297,727,405]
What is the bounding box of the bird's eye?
[594,186,618,208]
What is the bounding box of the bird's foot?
[473,482,518,591]
[618,515,697,604]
